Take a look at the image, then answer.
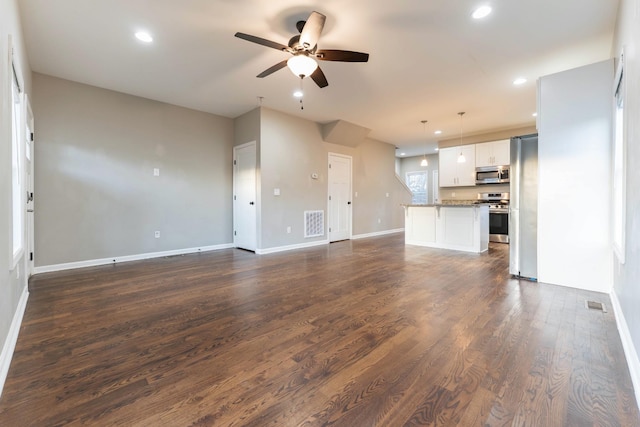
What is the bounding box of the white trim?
[33,244,234,274]
[610,290,640,411]
[256,240,329,255]
[0,285,29,398]
[352,228,404,240]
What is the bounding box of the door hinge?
[30,252,33,261]
[234,231,237,236]
[234,195,236,200]
[30,132,34,142]
[329,164,332,169]
[233,160,237,165]
[329,227,332,232]
[329,195,331,201]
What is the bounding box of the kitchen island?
[404,204,489,253]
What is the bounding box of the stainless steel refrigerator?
[509,134,538,280]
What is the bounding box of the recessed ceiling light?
[293,90,303,98]
[135,31,153,43]
[532,112,538,117]
[513,77,527,85]
[472,5,492,19]
[434,130,442,135]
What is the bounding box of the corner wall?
[249,107,409,251]
[1,0,32,395]
[537,59,613,292]
[611,0,640,407]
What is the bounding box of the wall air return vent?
[304,210,324,238]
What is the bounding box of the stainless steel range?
[475,192,510,243]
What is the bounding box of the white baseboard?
[0,285,29,398]
[352,228,404,240]
[610,290,640,411]
[33,243,235,274]
[256,240,329,255]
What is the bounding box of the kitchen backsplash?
[439,183,509,201]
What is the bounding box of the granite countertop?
[403,202,488,208]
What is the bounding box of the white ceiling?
[17,0,619,156]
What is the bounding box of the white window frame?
[406,171,428,205]
[10,42,25,269]
[612,50,626,263]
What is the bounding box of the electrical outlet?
[153,168,160,176]
[286,226,291,234]
[378,218,381,224]
[154,231,160,238]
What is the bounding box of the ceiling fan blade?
[235,32,289,52]
[316,49,370,62]
[256,60,289,78]
[310,66,328,88]
[299,11,326,50]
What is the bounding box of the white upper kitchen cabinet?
[476,139,510,167]
[439,145,476,187]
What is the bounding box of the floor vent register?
[586,300,607,312]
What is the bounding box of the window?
[613,53,626,263]
[406,171,428,204]
[11,59,25,267]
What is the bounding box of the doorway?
[328,153,352,242]
[25,95,34,276]
[233,142,257,251]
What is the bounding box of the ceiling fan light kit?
[287,54,318,77]
[235,11,369,89]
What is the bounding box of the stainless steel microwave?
[476,165,510,184]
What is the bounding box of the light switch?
[153,168,160,176]
[274,188,280,196]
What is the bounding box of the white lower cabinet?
[405,205,489,253]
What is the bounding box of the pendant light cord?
[457,112,466,163]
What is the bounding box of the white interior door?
[233,142,257,251]
[25,95,34,276]
[328,153,352,242]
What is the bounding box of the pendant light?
[420,120,428,167]
[457,112,466,163]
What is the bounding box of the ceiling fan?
[234,11,369,88]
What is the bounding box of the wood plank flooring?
[1,234,638,426]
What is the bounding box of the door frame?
[24,94,35,276]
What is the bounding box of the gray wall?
[250,107,409,250]
[260,107,328,248]
[32,74,234,266]
[613,0,640,394]
[1,0,32,389]
[353,137,411,235]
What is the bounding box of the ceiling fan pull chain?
[299,77,304,110]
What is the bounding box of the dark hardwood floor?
[1,234,638,426]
